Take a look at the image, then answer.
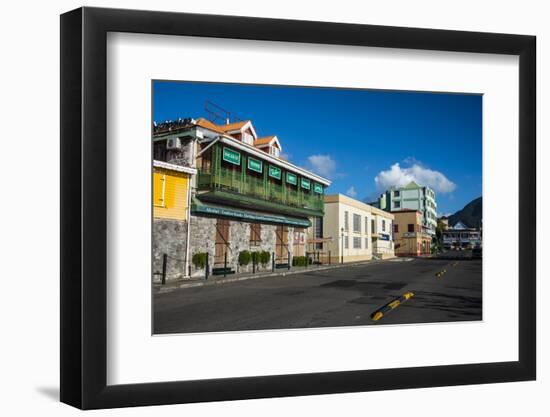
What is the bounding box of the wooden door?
[214,219,230,265]
[275,225,289,261]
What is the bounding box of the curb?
[370,292,415,321]
[155,259,390,294]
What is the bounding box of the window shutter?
[153,173,166,207]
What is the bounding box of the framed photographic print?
[60,6,536,409]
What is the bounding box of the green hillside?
[448,197,482,228]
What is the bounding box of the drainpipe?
[184,140,196,278]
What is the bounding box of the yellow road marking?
[370,292,415,321]
[372,312,384,321]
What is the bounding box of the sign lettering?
[247,157,262,173]
[222,147,241,165]
[269,165,282,180]
[286,172,297,185]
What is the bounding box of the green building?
[373,181,437,235]
[153,117,331,277]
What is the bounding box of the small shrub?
[259,251,271,267]
[192,252,207,269]
[292,256,310,267]
[251,251,260,265]
[238,250,251,266]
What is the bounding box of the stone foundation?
[152,219,189,282]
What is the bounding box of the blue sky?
[153,81,482,215]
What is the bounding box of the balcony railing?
[198,167,324,212]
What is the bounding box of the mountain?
[448,197,482,229]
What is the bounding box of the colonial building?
[152,117,331,278]
[373,181,437,235]
[442,221,482,250]
[392,210,432,256]
[152,160,197,281]
[321,194,395,263]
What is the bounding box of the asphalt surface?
[153,253,482,334]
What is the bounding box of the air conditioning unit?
[166,137,182,150]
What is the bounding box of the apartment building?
[373,181,437,235]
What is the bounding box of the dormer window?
[243,132,254,145]
[271,146,280,157]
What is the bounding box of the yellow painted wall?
[153,168,190,221]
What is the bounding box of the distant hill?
[448,197,482,228]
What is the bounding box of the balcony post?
[263,163,268,200]
[213,143,221,187]
[241,154,246,193]
[282,172,287,205]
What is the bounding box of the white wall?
[0,1,546,416]
[325,200,375,259]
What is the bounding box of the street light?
[341,227,344,264]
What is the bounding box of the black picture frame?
[60,6,536,410]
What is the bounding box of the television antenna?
[204,100,244,125]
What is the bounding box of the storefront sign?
[378,233,390,241]
[247,157,263,173]
[192,203,311,227]
[269,165,282,179]
[301,178,311,190]
[313,183,323,194]
[222,147,241,165]
[286,172,297,185]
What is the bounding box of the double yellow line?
[371,292,415,321]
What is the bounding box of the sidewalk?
[154,259,390,294]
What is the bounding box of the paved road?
[153,256,482,334]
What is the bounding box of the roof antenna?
[204,100,244,125]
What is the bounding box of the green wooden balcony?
[197,167,324,217]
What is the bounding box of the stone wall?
[187,215,217,277]
[152,219,189,282]
[187,214,300,276]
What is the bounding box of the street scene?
[152,81,482,333]
[154,254,481,334]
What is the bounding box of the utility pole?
[341,227,344,264]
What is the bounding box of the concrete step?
[212,267,236,275]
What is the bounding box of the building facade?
[152,117,331,278]
[152,160,197,281]
[442,221,482,250]
[373,181,437,235]
[321,194,395,263]
[392,210,432,256]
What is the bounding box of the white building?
[442,221,482,250]
[321,194,395,263]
